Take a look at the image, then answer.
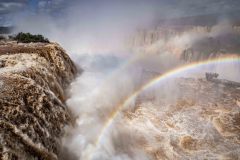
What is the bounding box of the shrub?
[13,32,49,43]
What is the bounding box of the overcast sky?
[0,0,240,26]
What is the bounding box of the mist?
[10,0,240,159]
[60,26,240,160]
[14,0,161,55]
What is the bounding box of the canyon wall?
[128,25,240,61]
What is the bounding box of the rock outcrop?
[0,41,77,159]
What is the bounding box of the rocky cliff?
[0,41,77,160]
[129,25,240,61]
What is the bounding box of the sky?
[0,0,240,26]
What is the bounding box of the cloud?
[0,0,67,25]
[0,1,27,25]
[0,1,26,14]
[1,0,240,26]
[37,0,66,14]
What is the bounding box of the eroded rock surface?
[0,42,77,160]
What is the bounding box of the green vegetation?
[13,32,49,43]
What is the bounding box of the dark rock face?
[180,32,240,61]
[0,42,77,159]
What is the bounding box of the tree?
[13,32,50,43]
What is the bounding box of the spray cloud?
[11,1,240,159]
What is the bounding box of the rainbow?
[88,55,240,159]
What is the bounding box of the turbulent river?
[62,53,240,160]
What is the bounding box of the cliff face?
[129,25,240,61]
[0,42,77,160]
